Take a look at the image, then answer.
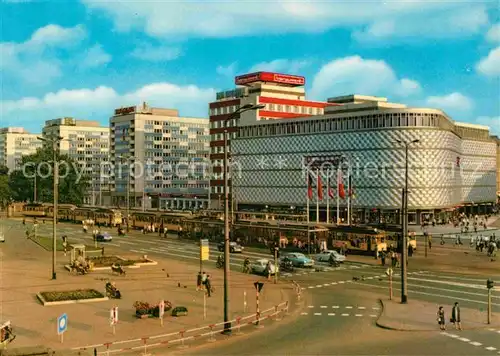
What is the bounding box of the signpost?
[487,279,494,324]
[386,268,393,300]
[159,300,165,326]
[57,313,67,343]
[110,307,118,334]
[200,239,209,273]
[254,282,264,327]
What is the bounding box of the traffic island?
[37,289,108,306]
[376,299,499,331]
[64,255,157,271]
[30,235,99,253]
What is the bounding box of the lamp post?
[222,103,265,334]
[116,155,134,232]
[37,136,64,280]
[395,139,419,304]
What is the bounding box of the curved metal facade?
[231,127,497,209]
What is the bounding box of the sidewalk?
[376,299,499,331]
[1,227,292,352]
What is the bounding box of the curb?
[375,299,500,332]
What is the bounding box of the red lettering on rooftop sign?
[235,72,305,86]
[114,106,135,115]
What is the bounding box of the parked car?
[250,259,278,275]
[283,253,314,268]
[217,241,243,253]
[96,232,113,242]
[315,250,346,263]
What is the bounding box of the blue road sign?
[57,313,68,335]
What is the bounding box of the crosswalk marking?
[470,342,482,346]
[300,312,308,315]
[355,314,363,317]
[314,313,322,316]
[458,338,470,342]
[320,306,327,309]
[341,313,349,316]
[328,313,336,316]
[345,306,353,309]
[358,306,366,309]
[486,347,497,351]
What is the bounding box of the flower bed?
[37,289,107,306]
[32,236,99,253]
[90,256,149,267]
[134,300,172,318]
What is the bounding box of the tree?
[0,165,8,176]
[9,146,90,205]
[0,175,11,208]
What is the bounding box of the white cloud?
[426,92,474,113]
[486,23,500,43]
[353,6,489,42]
[474,116,500,135]
[80,44,112,68]
[81,0,493,41]
[249,59,311,74]
[1,24,86,85]
[130,44,182,61]
[0,82,217,127]
[310,55,421,100]
[216,62,237,77]
[476,46,500,77]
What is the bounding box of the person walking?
[437,306,446,330]
[451,302,462,330]
[428,235,432,251]
[205,274,212,297]
[380,250,386,267]
[196,272,202,291]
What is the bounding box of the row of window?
[210,132,237,142]
[144,120,207,128]
[209,103,324,117]
[238,113,447,138]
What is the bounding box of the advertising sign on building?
[235,72,305,86]
[114,106,136,116]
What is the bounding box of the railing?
[72,300,290,355]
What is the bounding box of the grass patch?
[90,255,150,267]
[40,289,104,302]
[33,236,100,252]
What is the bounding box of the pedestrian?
[201,271,207,288]
[451,302,462,330]
[428,235,432,251]
[437,306,446,330]
[266,260,272,280]
[380,250,386,267]
[205,275,212,297]
[408,244,414,257]
[196,272,202,291]
[62,235,68,256]
[391,250,396,268]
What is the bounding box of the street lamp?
[116,155,134,232]
[395,138,419,304]
[37,135,64,280]
[222,103,265,334]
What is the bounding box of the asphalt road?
[3,219,499,356]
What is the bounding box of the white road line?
[338,281,345,284]
[370,315,377,317]
[331,282,338,285]
[308,305,314,308]
[328,313,336,316]
[485,347,497,351]
[448,334,460,338]
[345,306,353,309]
[116,241,136,245]
[358,307,366,309]
[352,281,500,306]
[332,306,340,309]
[458,338,470,342]
[130,249,143,253]
[320,306,327,309]
[308,286,315,289]
[355,314,363,317]
[372,307,380,310]
[341,313,349,316]
[469,342,482,346]
[314,313,322,316]
[323,284,330,286]
[300,312,308,316]
[366,277,374,280]
[316,284,323,288]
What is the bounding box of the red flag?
[317,174,323,200]
[338,170,345,199]
[328,178,335,199]
[307,174,313,200]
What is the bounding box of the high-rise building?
[208,71,336,209]
[0,127,43,172]
[109,102,209,210]
[42,118,110,205]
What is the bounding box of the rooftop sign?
[114,106,136,116]
[235,72,305,87]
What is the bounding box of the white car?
[315,250,346,263]
[250,259,278,275]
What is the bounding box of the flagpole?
[306,174,310,255]
[326,170,330,224]
[347,168,351,226]
[336,166,340,225]
[316,169,320,223]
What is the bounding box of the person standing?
[380,250,386,267]
[205,274,212,297]
[437,306,446,330]
[196,272,202,291]
[451,302,462,330]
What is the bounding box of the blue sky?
[1,0,499,134]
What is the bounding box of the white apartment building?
[0,127,42,172]
[110,102,210,210]
[42,118,110,205]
